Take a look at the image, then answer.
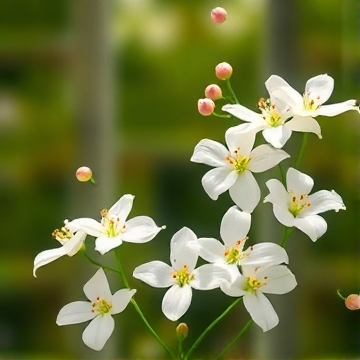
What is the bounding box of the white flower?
[66,194,165,255]
[264,167,346,241]
[56,268,136,351]
[223,77,323,149]
[188,206,289,283]
[133,227,230,321]
[190,130,289,213]
[267,74,358,118]
[220,265,297,332]
[33,226,86,277]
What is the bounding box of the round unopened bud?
[211,7,227,24]
[76,166,93,182]
[345,294,360,310]
[198,98,215,116]
[215,62,233,80]
[205,84,222,100]
[176,323,188,341]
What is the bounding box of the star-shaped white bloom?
[220,265,297,332]
[188,206,289,283]
[66,194,165,255]
[133,227,231,321]
[267,74,358,119]
[222,75,327,148]
[33,225,87,277]
[264,167,346,241]
[56,268,136,351]
[190,130,290,213]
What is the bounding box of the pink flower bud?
[215,62,233,80]
[345,294,360,310]
[198,98,215,116]
[205,84,222,100]
[211,7,227,24]
[76,166,93,182]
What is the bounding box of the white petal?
[220,206,251,248]
[243,292,279,332]
[133,261,174,288]
[162,284,192,321]
[33,246,68,277]
[257,265,297,294]
[225,129,255,156]
[229,172,260,213]
[265,75,292,93]
[108,194,134,222]
[248,145,289,173]
[64,230,87,257]
[83,268,112,302]
[304,190,346,215]
[82,314,114,351]
[220,274,246,297]
[262,126,292,149]
[111,289,136,314]
[122,216,163,243]
[286,167,314,194]
[191,264,231,289]
[272,204,295,227]
[317,100,357,116]
[272,86,304,113]
[264,178,289,207]
[95,235,122,255]
[293,215,327,241]
[189,238,225,263]
[222,103,262,123]
[226,122,265,137]
[241,243,289,267]
[305,74,334,104]
[191,139,229,167]
[285,116,322,138]
[202,167,237,200]
[56,301,95,325]
[66,218,105,237]
[170,227,198,271]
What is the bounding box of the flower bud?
[176,323,188,341]
[211,7,227,24]
[345,294,360,310]
[215,62,233,80]
[205,84,222,100]
[198,98,215,116]
[76,166,93,182]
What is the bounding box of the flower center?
[172,265,194,287]
[225,149,251,174]
[288,190,311,217]
[303,92,321,111]
[52,226,72,245]
[244,275,268,293]
[258,98,283,127]
[223,237,248,265]
[100,209,126,238]
[91,296,112,315]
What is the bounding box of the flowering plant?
[33,7,359,360]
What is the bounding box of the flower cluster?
[33,8,358,359]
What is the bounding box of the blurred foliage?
[0,0,359,359]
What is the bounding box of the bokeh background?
[0,0,359,359]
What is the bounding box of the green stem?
[184,298,242,360]
[212,111,231,118]
[226,78,239,104]
[278,163,285,184]
[214,319,253,360]
[114,248,176,360]
[295,133,308,170]
[337,289,346,300]
[82,252,121,275]
[280,226,294,247]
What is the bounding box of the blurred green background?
[0,0,359,359]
